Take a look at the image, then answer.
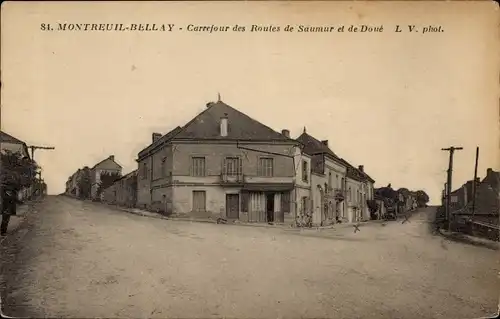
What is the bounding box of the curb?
[438,229,499,251]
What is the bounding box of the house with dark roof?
[89,155,122,200]
[296,129,376,224]
[135,99,300,223]
[0,131,30,159]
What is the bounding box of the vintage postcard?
[1,0,499,318]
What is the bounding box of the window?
[301,196,308,213]
[336,174,339,188]
[328,172,332,188]
[241,191,249,212]
[281,191,291,213]
[224,157,242,176]
[302,161,309,182]
[348,187,352,201]
[258,158,274,177]
[161,159,166,177]
[192,191,206,211]
[142,163,147,180]
[192,157,206,177]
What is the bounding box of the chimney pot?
[358,165,364,172]
[321,140,328,146]
[152,132,162,143]
[282,129,290,138]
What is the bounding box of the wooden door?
[226,194,240,219]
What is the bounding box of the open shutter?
[222,157,227,176]
[281,191,291,213]
[241,191,249,212]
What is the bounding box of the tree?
[416,190,430,207]
[367,199,380,219]
[77,168,91,199]
[96,171,121,199]
[0,150,38,191]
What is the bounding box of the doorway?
[266,193,275,222]
[226,194,240,219]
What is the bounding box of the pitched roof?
[465,181,499,215]
[138,100,296,159]
[174,101,294,141]
[138,126,183,159]
[482,168,500,192]
[296,132,340,160]
[90,156,122,170]
[0,131,25,144]
[296,132,375,183]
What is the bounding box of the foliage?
[77,169,92,199]
[367,199,379,214]
[416,190,430,207]
[96,171,121,198]
[0,150,38,191]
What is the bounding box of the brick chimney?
[282,129,290,138]
[152,132,162,143]
[109,155,114,161]
[220,113,228,137]
[487,168,493,176]
[321,140,328,146]
[358,165,364,172]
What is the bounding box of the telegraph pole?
[471,147,479,221]
[28,145,55,163]
[27,145,54,198]
[442,146,463,230]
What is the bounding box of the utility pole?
[28,145,55,163]
[442,146,463,230]
[471,146,479,221]
[27,145,54,198]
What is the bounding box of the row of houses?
[66,99,424,226]
[0,131,47,200]
[65,155,122,200]
[444,167,500,240]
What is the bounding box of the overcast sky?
[2,1,498,204]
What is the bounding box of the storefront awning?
[242,183,294,192]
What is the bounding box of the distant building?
[89,155,122,200]
[296,129,375,224]
[102,170,137,208]
[0,131,33,201]
[0,131,30,158]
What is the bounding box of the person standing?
[1,186,21,236]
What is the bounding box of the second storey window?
[142,163,147,180]
[258,158,274,177]
[192,157,206,177]
[302,161,309,182]
[224,157,242,176]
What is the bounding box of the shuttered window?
[142,163,147,180]
[281,191,291,213]
[161,159,166,177]
[241,191,249,212]
[224,157,242,176]
[258,158,274,177]
[302,161,309,182]
[192,191,206,211]
[301,196,308,213]
[192,157,206,177]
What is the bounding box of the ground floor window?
[192,190,206,211]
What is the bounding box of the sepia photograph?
[1,1,499,318]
